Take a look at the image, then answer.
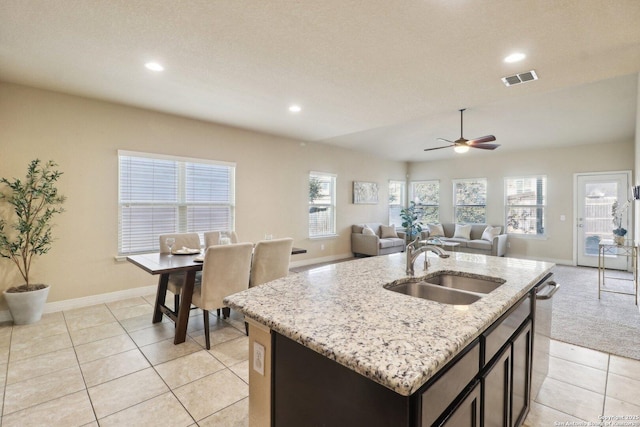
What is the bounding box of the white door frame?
[573,170,632,267]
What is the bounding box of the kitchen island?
[224,252,554,427]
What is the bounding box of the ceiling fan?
[424,109,499,153]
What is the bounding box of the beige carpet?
[550,264,640,360]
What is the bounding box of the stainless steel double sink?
[384,272,506,305]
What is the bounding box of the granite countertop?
[224,252,554,396]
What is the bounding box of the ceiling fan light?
[454,145,469,153]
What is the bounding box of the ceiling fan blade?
[424,145,455,152]
[470,143,500,150]
[436,138,454,143]
[467,135,496,144]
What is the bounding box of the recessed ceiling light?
[145,62,164,72]
[504,53,526,63]
[288,104,302,113]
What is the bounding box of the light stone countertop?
[224,252,554,396]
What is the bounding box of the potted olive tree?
[0,159,65,324]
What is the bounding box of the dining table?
[126,246,307,344]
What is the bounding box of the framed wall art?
[353,181,378,204]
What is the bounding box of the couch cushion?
[481,226,502,242]
[442,237,469,247]
[427,223,445,237]
[380,225,399,238]
[379,238,404,249]
[352,224,364,233]
[454,224,472,240]
[467,239,492,251]
[362,225,376,236]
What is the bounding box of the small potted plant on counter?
[611,200,628,245]
[0,159,66,324]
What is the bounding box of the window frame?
[410,180,440,224]
[452,178,487,224]
[118,150,236,255]
[504,175,547,237]
[308,171,337,238]
[388,180,406,228]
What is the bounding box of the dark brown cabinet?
[440,382,481,427]
[271,291,535,427]
[482,320,532,427]
[483,343,512,427]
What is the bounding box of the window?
[309,172,336,237]
[505,176,546,236]
[410,180,440,223]
[118,151,235,255]
[388,180,406,227]
[453,178,487,223]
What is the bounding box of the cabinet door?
[440,382,481,427]
[512,321,532,427]
[483,344,511,427]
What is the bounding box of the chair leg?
[203,309,210,350]
[216,308,221,318]
[245,321,249,336]
[222,307,230,319]
[174,294,180,314]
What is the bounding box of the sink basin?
[386,281,481,305]
[424,273,505,294]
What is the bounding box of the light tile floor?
[1,292,639,426]
[0,294,249,426]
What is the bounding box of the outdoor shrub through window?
[410,180,440,223]
[388,180,406,227]
[118,151,235,255]
[453,178,487,223]
[505,176,546,236]
[309,172,336,237]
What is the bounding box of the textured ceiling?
[1,0,639,161]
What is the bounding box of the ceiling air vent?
[501,70,538,87]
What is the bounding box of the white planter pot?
[3,285,50,325]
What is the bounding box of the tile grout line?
[63,308,100,426]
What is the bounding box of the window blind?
[118,151,235,255]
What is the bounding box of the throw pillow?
[481,226,501,242]
[427,223,445,237]
[453,224,472,240]
[380,225,398,238]
[362,225,376,236]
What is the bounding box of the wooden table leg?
[153,274,169,323]
[174,270,196,344]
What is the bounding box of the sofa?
[420,223,508,257]
[351,223,406,257]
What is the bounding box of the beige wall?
[409,141,634,263]
[0,83,407,305]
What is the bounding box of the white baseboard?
[289,253,353,268]
[0,285,157,323]
[506,254,575,266]
[0,255,354,322]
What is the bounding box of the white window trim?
[452,177,487,224]
[410,180,440,224]
[308,171,337,238]
[118,150,236,255]
[389,179,407,229]
[504,175,547,238]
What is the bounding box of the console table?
[598,241,638,305]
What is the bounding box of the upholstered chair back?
[249,238,294,288]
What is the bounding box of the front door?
[576,172,631,270]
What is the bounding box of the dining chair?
[249,237,294,288]
[159,232,202,313]
[246,238,294,335]
[204,230,239,248]
[190,242,253,349]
